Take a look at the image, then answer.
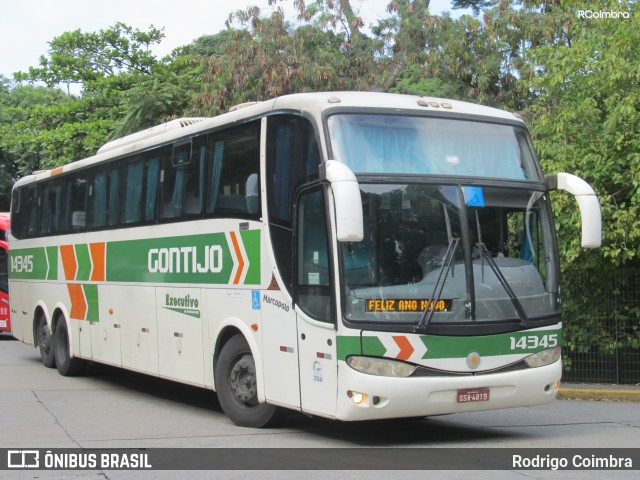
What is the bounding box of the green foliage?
[113,69,199,137]
[1,23,193,182]
[0,82,73,207]
[528,0,640,269]
[20,22,165,90]
[193,9,380,114]
[561,270,640,378]
[0,91,118,174]
[452,0,493,14]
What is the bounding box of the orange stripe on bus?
[51,167,64,176]
[229,232,245,285]
[89,242,106,281]
[393,336,415,361]
[67,284,87,320]
[60,245,78,281]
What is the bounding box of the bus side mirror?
[321,160,364,242]
[546,172,602,248]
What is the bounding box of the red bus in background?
[0,213,10,334]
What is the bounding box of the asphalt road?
[1,335,639,480]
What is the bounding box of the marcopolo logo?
[577,10,630,19]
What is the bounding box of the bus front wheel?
[215,335,279,428]
[54,318,85,376]
[36,313,56,368]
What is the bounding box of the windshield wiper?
[415,236,459,332]
[474,211,531,327]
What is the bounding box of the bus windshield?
[328,114,542,181]
[341,183,559,326]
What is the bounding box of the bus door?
[295,188,338,417]
[0,241,10,333]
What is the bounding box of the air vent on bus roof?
[97,117,206,155]
[229,101,261,112]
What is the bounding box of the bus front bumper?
[335,359,562,421]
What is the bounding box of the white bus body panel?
[296,311,338,418]
[261,289,301,409]
[336,359,561,421]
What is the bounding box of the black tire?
[215,335,279,428]
[36,313,56,368]
[54,318,85,376]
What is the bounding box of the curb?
[558,386,640,402]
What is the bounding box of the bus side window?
[24,186,37,238]
[64,173,87,232]
[39,180,64,236]
[161,137,205,220]
[10,188,22,239]
[89,166,120,229]
[206,122,260,218]
[123,151,160,225]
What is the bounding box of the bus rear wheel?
[215,335,279,428]
[36,313,56,368]
[54,318,85,376]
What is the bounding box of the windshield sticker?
[464,186,485,207]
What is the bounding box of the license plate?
[457,387,490,403]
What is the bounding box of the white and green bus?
[8,92,601,427]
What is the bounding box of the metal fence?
[561,270,640,385]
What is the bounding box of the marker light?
[524,347,561,368]
[347,356,416,377]
[347,390,368,405]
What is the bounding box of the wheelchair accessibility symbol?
[464,186,485,207]
[252,291,261,310]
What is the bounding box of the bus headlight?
[524,347,561,368]
[347,356,416,377]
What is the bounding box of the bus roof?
[13,91,524,188]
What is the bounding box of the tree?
[528,0,640,268]
[193,0,437,114]
[4,23,189,174]
[0,87,116,175]
[0,82,93,206]
[113,68,200,137]
[19,22,165,93]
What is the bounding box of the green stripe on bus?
[9,247,48,280]
[240,229,260,285]
[105,231,260,285]
[46,246,58,280]
[337,335,361,361]
[418,329,562,358]
[339,328,563,361]
[75,244,91,281]
[83,284,99,322]
[362,335,386,357]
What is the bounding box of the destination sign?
[365,298,452,313]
